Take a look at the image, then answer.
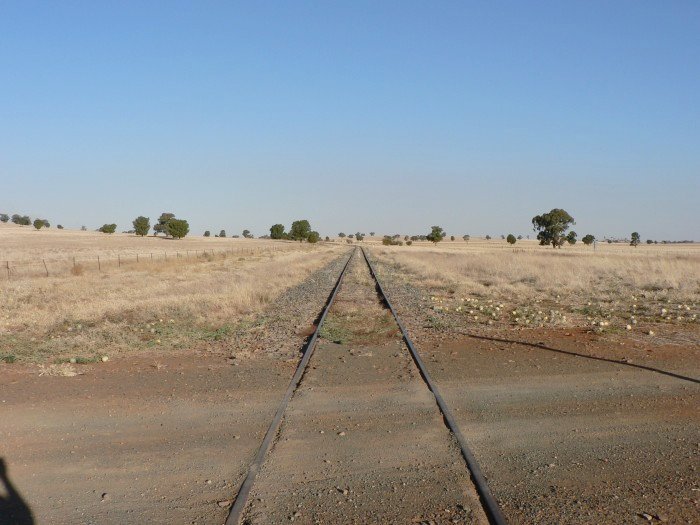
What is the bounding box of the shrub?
[0,214,8,223]
[566,231,577,245]
[463,235,470,242]
[382,236,404,246]
[99,223,117,234]
[325,236,330,242]
[33,219,45,230]
[243,229,253,238]
[485,235,491,240]
[132,216,150,236]
[355,232,364,241]
[57,224,64,229]
[406,240,413,246]
[450,236,455,241]
[219,230,226,237]
[630,232,640,247]
[582,234,595,245]
[646,239,654,244]
[369,232,375,236]
[338,232,346,238]
[307,231,320,243]
[166,219,189,239]
[506,234,516,244]
[204,230,211,237]
[81,225,87,231]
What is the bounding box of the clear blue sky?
[2,1,699,239]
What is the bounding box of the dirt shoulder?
[368,250,700,524]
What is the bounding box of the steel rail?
[225,248,356,525]
[361,247,508,525]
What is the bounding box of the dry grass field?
[371,238,700,338]
[0,224,344,364]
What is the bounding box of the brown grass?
[372,240,700,332]
[0,225,345,362]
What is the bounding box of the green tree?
[33,219,45,230]
[307,231,320,243]
[582,234,596,245]
[463,235,470,242]
[132,216,150,236]
[426,225,445,244]
[243,229,252,238]
[369,232,375,237]
[289,220,311,241]
[450,235,455,241]
[57,225,64,229]
[566,231,578,245]
[338,232,346,238]
[154,212,175,236]
[204,230,211,237]
[167,219,189,239]
[355,232,364,242]
[485,235,491,240]
[507,234,516,245]
[219,229,226,238]
[532,208,575,248]
[0,214,8,223]
[81,225,87,231]
[630,232,641,247]
[270,224,285,239]
[646,239,654,244]
[99,223,117,234]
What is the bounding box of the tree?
[582,234,595,245]
[566,231,577,245]
[289,220,311,241]
[532,208,575,248]
[506,234,516,245]
[204,230,211,237]
[485,235,491,240]
[338,232,346,238]
[517,235,523,240]
[630,232,641,247]
[646,239,654,244]
[370,232,375,237]
[501,234,506,240]
[12,214,31,226]
[154,213,175,236]
[450,236,455,241]
[355,232,364,242]
[0,214,8,223]
[463,235,470,242]
[81,225,87,231]
[33,219,45,230]
[43,220,50,228]
[219,230,226,238]
[348,234,354,239]
[307,231,320,243]
[426,225,445,244]
[243,229,253,239]
[270,224,285,239]
[57,225,64,229]
[99,224,117,234]
[132,216,150,237]
[166,219,189,239]
[324,236,330,242]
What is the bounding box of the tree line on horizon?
[2,209,693,246]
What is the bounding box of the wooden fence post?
[43,259,49,277]
[97,256,101,271]
[5,261,9,279]
[118,255,121,267]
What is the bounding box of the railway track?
[225,247,507,525]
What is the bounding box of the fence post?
[43,259,49,277]
[137,254,139,263]
[97,256,101,271]
[118,254,121,267]
[5,261,9,279]
[73,256,76,269]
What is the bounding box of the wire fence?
[1,243,300,280]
